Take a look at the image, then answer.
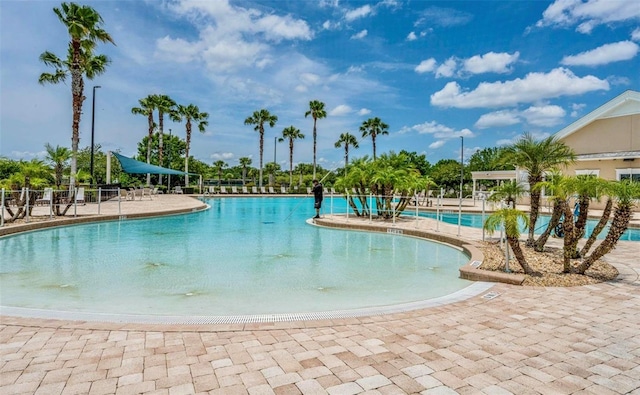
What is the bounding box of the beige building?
[556,89,640,182]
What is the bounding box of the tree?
[264,162,281,186]
[334,132,359,173]
[359,117,389,160]
[172,104,209,186]
[305,100,327,179]
[44,143,71,189]
[244,109,277,189]
[239,157,252,186]
[430,159,466,194]
[489,180,527,209]
[399,150,431,176]
[151,94,176,185]
[467,147,512,189]
[212,160,227,187]
[503,132,575,246]
[2,160,51,222]
[577,180,640,274]
[131,95,156,186]
[532,171,570,252]
[278,126,305,187]
[39,2,114,187]
[483,208,534,275]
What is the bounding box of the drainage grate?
[482,292,501,300]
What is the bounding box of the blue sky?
[1,0,639,171]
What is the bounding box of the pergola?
[470,170,519,200]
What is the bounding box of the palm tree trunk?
[372,135,377,160]
[146,112,153,186]
[527,175,543,246]
[158,112,164,185]
[534,199,563,252]
[185,122,191,187]
[580,198,612,257]
[259,128,264,189]
[562,204,575,273]
[312,119,317,179]
[578,205,631,274]
[70,39,84,188]
[507,236,533,274]
[289,140,293,187]
[567,197,590,258]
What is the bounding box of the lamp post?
[274,136,277,164]
[90,85,101,185]
[167,129,172,191]
[457,136,463,236]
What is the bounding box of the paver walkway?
[1,195,639,394]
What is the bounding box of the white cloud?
[351,29,368,40]
[155,0,312,73]
[415,58,436,73]
[399,121,475,141]
[435,58,457,78]
[345,5,373,21]
[475,110,520,129]
[358,108,371,116]
[463,51,520,74]
[536,0,640,34]
[633,27,640,41]
[211,152,235,160]
[561,41,639,66]
[430,67,609,108]
[330,104,352,116]
[414,7,473,28]
[407,31,417,41]
[521,104,566,127]
[571,102,586,117]
[429,140,446,149]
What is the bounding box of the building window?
[616,168,640,182]
[575,169,599,177]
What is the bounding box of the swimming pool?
[0,197,480,321]
[415,210,640,241]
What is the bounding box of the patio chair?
[251,186,258,194]
[260,186,267,194]
[173,185,183,194]
[220,186,228,194]
[307,187,312,194]
[280,186,287,194]
[231,186,239,194]
[242,186,248,194]
[268,186,275,194]
[330,188,337,195]
[141,187,153,200]
[73,187,85,204]
[36,188,53,206]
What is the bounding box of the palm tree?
[131,95,156,186]
[360,117,389,160]
[44,143,71,189]
[278,126,305,187]
[151,94,176,185]
[503,132,575,246]
[304,100,327,179]
[334,132,359,173]
[212,160,227,187]
[39,3,114,187]
[172,104,209,186]
[488,180,527,209]
[576,180,640,274]
[244,109,278,189]
[264,162,281,186]
[484,208,534,275]
[239,157,252,186]
[533,171,569,252]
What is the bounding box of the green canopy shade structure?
[112,152,193,175]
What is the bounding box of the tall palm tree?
[360,117,389,160]
[484,208,534,275]
[304,100,327,179]
[39,2,114,187]
[212,160,227,187]
[131,95,156,186]
[334,132,359,173]
[244,109,278,189]
[278,126,305,187]
[172,104,209,186]
[151,94,176,185]
[239,157,252,186]
[577,180,640,274]
[503,132,575,246]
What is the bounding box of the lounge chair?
[306,187,312,194]
[260,186,267,194]
[280,186,287,194]
[173,185,183,194]
[251,186,258,194]
[268,186,275,194]
[36,188,53,206]
[231,186,239,194]
[141,187,153,200]
[220,186,228,194]
[242,186,248,194]
[74,187,85,204]
[330,188,336,195]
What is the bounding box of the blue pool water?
[0,197,471,317]
[414,210,639,242]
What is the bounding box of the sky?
[1,0,639,172]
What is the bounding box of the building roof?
[576,151,640,161]
[554,90,640,141]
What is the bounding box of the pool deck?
[1,194,639,394]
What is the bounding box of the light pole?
[274,136,277,164]
[457,136,463,236]
[90,85,101,185]
[167,129,172,192]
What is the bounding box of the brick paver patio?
[1,195,639,394]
